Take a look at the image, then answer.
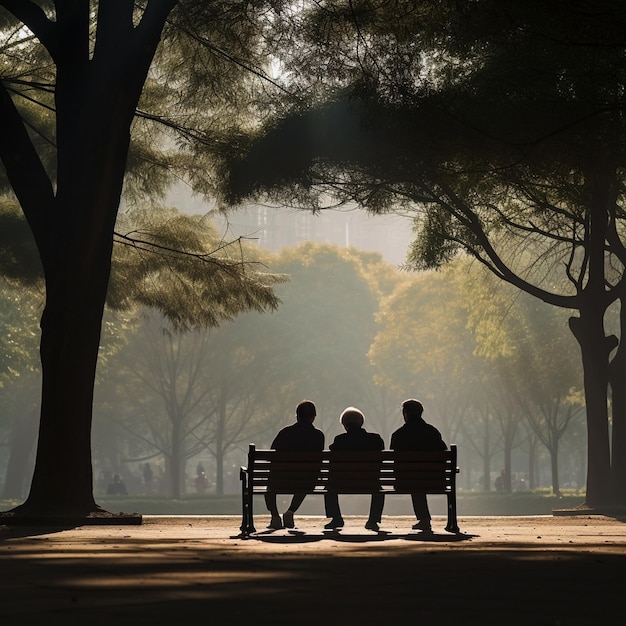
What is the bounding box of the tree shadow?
[0,524,77,540]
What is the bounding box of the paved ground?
[2,513,626,625]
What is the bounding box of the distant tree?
[368,265,474,444]
[464,268,584,496]
[266,242,385,437]
[198,317,285,494]
[113,317,217,498]
[112,311,281,497]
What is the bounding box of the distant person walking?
[390,399,447,533]
[265,400,325,530]
[324,407,385,532]
[143,463,154,494]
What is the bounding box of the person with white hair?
[323,407,385,532]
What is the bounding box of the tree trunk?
[215,447,224,496]
[20,190,118,514]
[482,421,491,491]
[549,444,560,497]
[525,430,540,490]
[2,407,39,500]
[569,316,614,507]
[567,170,616,507]
[503,445,512,492]
[3,3,176,517]
[609,303,626,504]
[215,404,226,495]
[170,419,183,498]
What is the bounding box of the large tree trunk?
[569,314,614,507]
[567,171,617,508]
[4,2,176,516]
[19,143,124,514]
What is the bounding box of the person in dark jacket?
[390,398,447,533]
[324,407,385,532]
[265,400,325,530]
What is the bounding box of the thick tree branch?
[434,179,580,310]
[135,0,179,59]
[0,0,57,59]
[94,0,135,58]
[54,0,90,65]
[0,79,54,245]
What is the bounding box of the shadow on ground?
[1,531,624,625]
[243,529,476,544]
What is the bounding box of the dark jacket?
[271,421,325,451]
[330,427,384,451]
[390,418,447,451]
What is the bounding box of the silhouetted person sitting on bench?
[265,400,325,530]
[390,398,447,533]
[324,407,385,532]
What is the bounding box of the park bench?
[239,444,460,536]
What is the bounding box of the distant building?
[218,205,413,265]
[166,185,413,265]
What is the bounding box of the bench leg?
[445,492,460,533]
[239,472,256,536]
[240,473,249,535]
[246,487,256,535]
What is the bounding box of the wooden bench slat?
[252,451,452,461]
[253,451,325,461]
[251,463,324,471]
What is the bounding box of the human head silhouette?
[401,399,424,422]
[340,407,365,430]
[296,400,317,423]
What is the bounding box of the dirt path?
[1,514,625,625]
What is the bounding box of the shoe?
[324,517,344,529]
[412,520,432,533]
[283,510,295,528]
[365,520,380,532]
[267,515,283,530]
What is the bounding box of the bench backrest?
[245,445,458,495]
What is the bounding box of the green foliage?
[223,1,626,306]
[111,207,284,331]
[263,243,384,430]
[0,278,42,387]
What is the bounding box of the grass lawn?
[0,490,585,517]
